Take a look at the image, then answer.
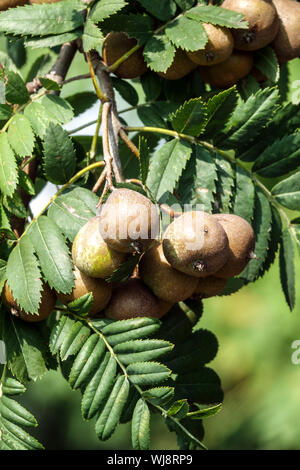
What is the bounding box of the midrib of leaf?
[16,243,40,314]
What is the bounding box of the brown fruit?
[2,282,56,322]
[212,213,255,278]
[0,0,27,10]
[162,211,230,278]
[222,0,279,51]
[193,276,227,299]
[99,188,159,254]
[105,278,161,320]
[187,23,234,66]
[102,32,147,79]
[157,299,174,317]
[139,243,198,303]
[272,0,300,63]
[157,48,197,80]
[58,266,112,317]
[199,50,254,88]
[72,216,126,279]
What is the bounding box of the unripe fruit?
[57,266,112,317]
[212,213,255,278]
[105,278,161,320]
[222,0,279,51]
[99,188,159,254]
[199,50,254,88]
[187,23,234,66]
[102,32,148,79]
[157,48,197,80]
[2,282,56,322]
[193,276,227,299]
[72,216,126,279]
[0,0,27,10]
[162,211,230,278]
[272,0,300,63]
[139,243,198,303]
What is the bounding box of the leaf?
[187,5,248,29]
[101,13,154,45]
[142,386,174,406]
[6,236,42,315]
[111,77,139,107]
[167,399,189,419]
[69,335,106,390]
[6,37,26,69]
[0,416,44,450]
[291,219,300,255]
[106,254,140,284]
[0,2,84,36]
[38,77,60,91]
[2,378,26,396]
[137,104,166,128]
[59,321,90,361]
[3,192,27,219]
[0,104,12,121]
[272,172,300,211]
[279,229,295,311]
[66,92,98,118]
[202,87,238,140]
[49,315,74,355]
[187,402,222,420]
[39,95,73,125]
[140,73,162,102]
[25,30,82,49]
[131,398,150,450]
[90,0,126,22]
[165,16,207,52]
[27,216,74,294]
[42,123,76,184]
[233,166,255,223]
[113,339,173,365]
[82,18,104,52]
[127,362,171,386]
[171,98,207,136]
[215,157,235,212]
[100,317,161,346]
[18,171,35,197]
[24,101,54,139]
[174,0,195,9]
[254,47,280,83]
[137,0,177,21]
[0,133,18,197]
[5,71,29,105]
[67,293,93,316]
[143,35,176,73]
[146,139,193,201]
[25,53,52,82]
[174,368,223,404]
[0,396,37,428]
[139,137,150,185]
[8,115,35,158]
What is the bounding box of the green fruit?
[102,32,148,79]
[105,278,161,320]
[58,266,112,317]
[222,0,279,51]
[139,243,198,303]
[162,211,230,278]
[187,23,234,66]
[99,188,159,254]
[212,213,255,278]
[72,216,126,279]
[2,282,56,322]
[199,50,254,88]
[193,276,227,298]
[1,0,27,10]
[157,48,197,80]
[272,0,300,63]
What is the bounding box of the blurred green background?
[1,35,299,450]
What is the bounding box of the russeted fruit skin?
[212,213,255,278]
[105,278,161,320]
[187,23,234,66]
[0,0,27,10]
[199,50,253,88]
[222,0,279,51]
[2,282,56,322]
[272,0,300,63]
[72,216,126,279]
[58,266,112,317]
[157,48,197,80]
[99,188,159,254]
[162,211,230,278]
[139,243,198,303]
[102,32,147,79]
[193,276,227,299]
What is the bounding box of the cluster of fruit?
[103,0,300,88]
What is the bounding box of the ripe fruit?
[193,276,227,299]
[99,188,159,254]
[139,243,198,303]
[58,266,112,317]
[72,216,126,279]
[212,213,255,278]
[162,211,230,278]
[187,23,234,66]
[2,282,56,322]
[157,299,174,317]
[105,278,161,320]
[157,48,197,80]
[272,0,300,63]
[222,0,279,51]
[199,50,254,88]
[0,0,27,10]
[102,32,147,79]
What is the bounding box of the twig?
[86,52,107,102]
[92,168,107,194]
[63,73,91,85]
[102,102,114,190]
[119,128,139,159]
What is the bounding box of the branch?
[119,128,139,159]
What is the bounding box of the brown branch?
[92,168,107,194]
[102,102,114,190]
[119,128,139,159]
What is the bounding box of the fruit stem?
[89,102,103,161]
[86,52,108,103]
[107,44,141,73]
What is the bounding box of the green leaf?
[66,92,98,118]
[215,157,235,212]
[187,402,222,420]
[27,216,74,294]
[24,101,54,139]
[165,16,207,52]
[101,13,154,45]
[38,77,60,91]
[59,321,90,361]
[2,378,26,396]
[100,317,161,346]
[291,219,300,255]
[142,386,174,406]
[67,293,93,316]
[18,170,35,197]
[233,166,255,223]
[174,0,194,9]
[272,172,300,211]
[8,115,35,158]
[114,339,173,365]
[167,399,189,419]
[171,98,207,136]
[106,254,140,284]
[186,5,248,29]
[0,133,18,197]
[43,123,76,184]
[49,315,74,355]
[5,71,29,105]
[138,137,150,185]
[147,139,193,201]
[6,236,42,315]
[82,18,104,52]
[25,53,52,83]
[132,398,150,450]
[140,73,162,102]
[0,417,44,450]
[25,30,82,49]
[3,192,27,219]
[0,104,12,121]
[137,0,177,21]
[143,35,175,73]
[127,361,171,386]
[0,2,84,36]
[0,396,37,428]
[137,104,166,128]
[174,368,223,404]
[279,229,295,311]
[254,47,280,83]
[111,77,139,107]
[69,335,106,390]
[90,0,126,22]
[6,37,26,69]
[39,95,73,125]
[203,87,238,140]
